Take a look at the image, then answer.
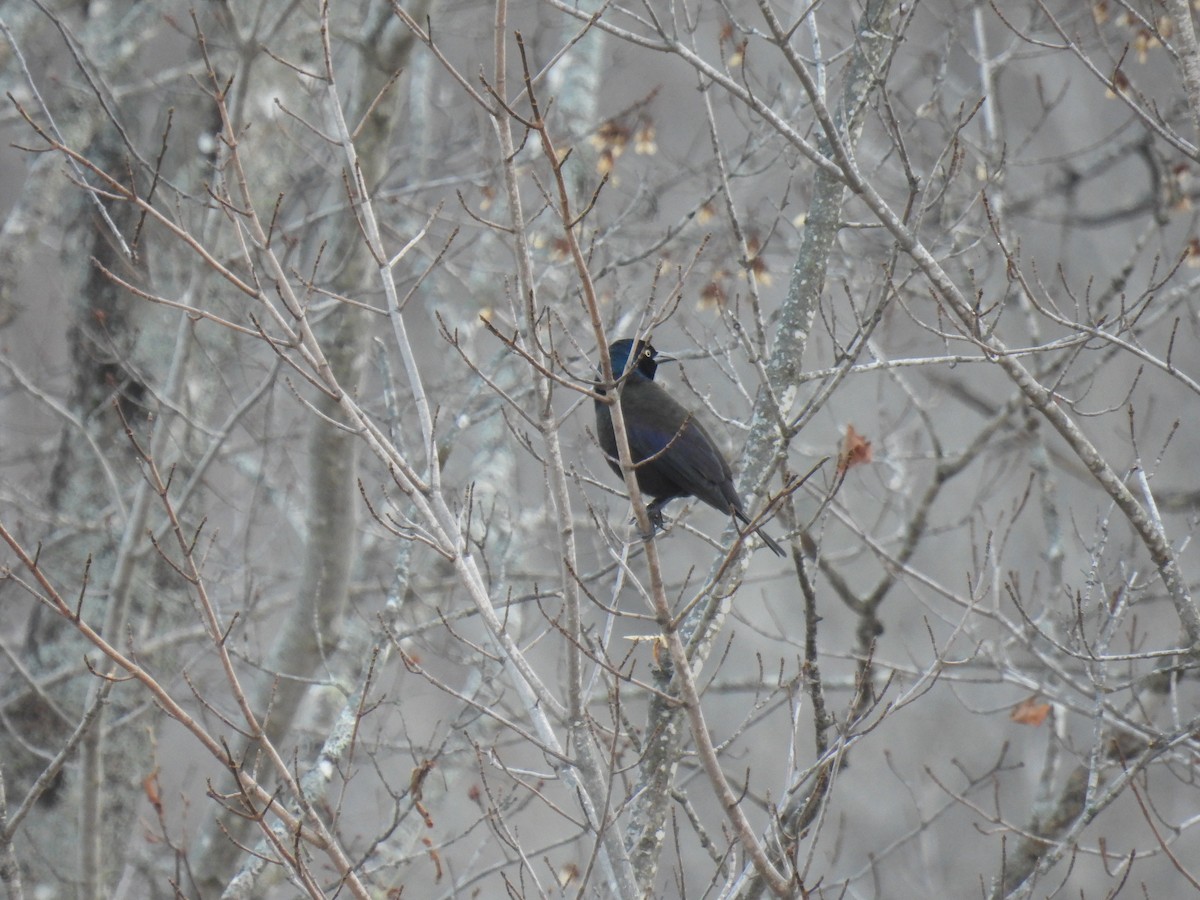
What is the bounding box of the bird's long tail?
[734,510,787,557]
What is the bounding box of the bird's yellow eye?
[643,349,652,358]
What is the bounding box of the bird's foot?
[633,507,669,543]
[648,504,671,536]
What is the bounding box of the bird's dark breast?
[595,382,737,513]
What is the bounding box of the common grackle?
[595,339,786,557]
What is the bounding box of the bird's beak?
[654,351,677,363]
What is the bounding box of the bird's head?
[607,338,673,383]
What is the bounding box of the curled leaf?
[836,425,873,477]
[1010,696,1051,727]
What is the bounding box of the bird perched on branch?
[594,338,786,557]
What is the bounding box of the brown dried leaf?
[143,769,162,811]
[836,425,873,477]
[1010,696,1051,727]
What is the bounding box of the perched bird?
[594,338,786,557]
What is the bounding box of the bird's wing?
[623,396,737,513]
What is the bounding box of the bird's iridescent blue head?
[607,339,672,383]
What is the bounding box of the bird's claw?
[631,508,669,542]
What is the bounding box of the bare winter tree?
[1,1,1199,897]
